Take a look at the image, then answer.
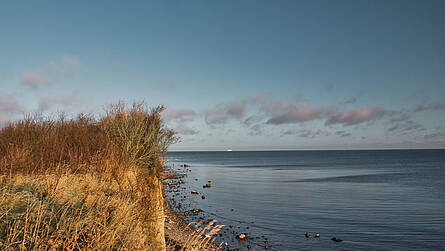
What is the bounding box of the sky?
[1,0,445,150]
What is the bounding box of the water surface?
[166,150,445,250]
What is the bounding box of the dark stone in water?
[191,208,201,214]
[305,232,310,238]
[201,195,206,199]
[315,233,320,238]
[331,237,343,242]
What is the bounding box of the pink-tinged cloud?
[162,108,197,122]
[21,72,52,88]
[266,104,322,124]
[0,95,24,114]
[326,107,386,126]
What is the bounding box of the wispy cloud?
[248,124,263,136]
[335,130,352,137]
[326,107,386,126]
[387,120,425,135]
[162,107,197,122]
[38,94,83,112]
[205,99,249,125]
[281,129,330,138]
[414,102,445,112]
[0,94,24,114]
[21,56,81,89]
[21,72,52,89]
[49,56,81,75]
[174,124,199,135]
[343,96,357,105]
[266,104,323,125]
[243,115,263,126]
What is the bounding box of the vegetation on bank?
[0,102,177,250]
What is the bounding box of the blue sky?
[1,0,445,150]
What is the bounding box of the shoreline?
[162,164,272,251]
[162,167,223,251]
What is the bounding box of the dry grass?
[0,102,178,250]
[181,220,224,251]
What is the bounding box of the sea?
[166,150,445,250]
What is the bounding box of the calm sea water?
[166,150,445,250]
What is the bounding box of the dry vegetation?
[0,102,177,250]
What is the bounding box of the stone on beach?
[191,190,198,194]
[236,233,247,240]
[205,183,211,188]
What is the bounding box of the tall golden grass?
[0,102,177,250]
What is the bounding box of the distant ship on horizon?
[227,149,233,152]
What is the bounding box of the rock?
[208,180,211,183]
[201,195,206,199]
[191,190,198,194]
[205,183,211,188]
[247,244,251,249]
[315,233,320,238]
[236,233,247,240]
[305,232,310,238]
[191,208,201,214]
[331,237,343,242]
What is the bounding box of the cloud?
[414,102,445,112]
[389,114,410,123]
[326,107,386,126]
[335,130,352,137]
[343,96,357,104]
[38,94,83,112]
[387,120,425,135]
[243,115,263,126]
[174,125,199,135]
[248,124,263,136]
[21,56,80,89]
[0,94,24,114]
[266,104,323,125]
[21,72,52,89]
[205,99,249,125]
[49,56,81,75]
[162,108,197,122]
[423,129,445,141]
[281,129,329,138]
